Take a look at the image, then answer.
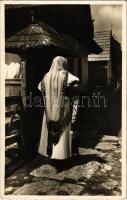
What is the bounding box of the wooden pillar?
[20,60,26,105]
[81,53,88,84]
[107,60,112,85]
[73,57,78,77]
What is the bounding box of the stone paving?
[5,135,121,196]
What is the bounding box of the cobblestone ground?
[5,135,121,196]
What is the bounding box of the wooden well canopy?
[5,16,80,56]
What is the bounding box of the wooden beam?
[5,133,19,146]
[6,119,21,133]
[5,96,21,106]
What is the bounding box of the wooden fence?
[5,79,27,176]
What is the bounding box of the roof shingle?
[5,20,80,56]
[88,31,111,61]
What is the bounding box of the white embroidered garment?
[38,56,79,160]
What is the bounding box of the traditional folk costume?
[38,56,79,160]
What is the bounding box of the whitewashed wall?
[5,53,21,96]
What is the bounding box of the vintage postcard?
[0,0,126,200]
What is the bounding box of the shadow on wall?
[77,85,121,148]
[92,85,121,135]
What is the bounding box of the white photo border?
[0,1,126,200]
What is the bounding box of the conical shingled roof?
[5,18,79,55]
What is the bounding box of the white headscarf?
[42,56,79,121]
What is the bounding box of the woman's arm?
[65,81,79,97]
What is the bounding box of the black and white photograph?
[0,0,126,198]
